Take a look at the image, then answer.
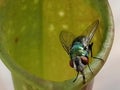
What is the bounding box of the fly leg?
[88,43,104,74]
[88,64,93,74]
[73,71,86,84]
[73,58,80,82]
[89,42,104,61]
[73,71,79,82]
[81,70,86,84]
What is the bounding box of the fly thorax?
[70,42,89,59]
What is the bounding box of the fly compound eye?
[69,60,74,68]
[81,56,89,65]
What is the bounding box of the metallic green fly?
[59,20,103,83]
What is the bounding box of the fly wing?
[59,31,75,54]
[82,20,99,46]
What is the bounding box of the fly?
[59,20,103,83]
